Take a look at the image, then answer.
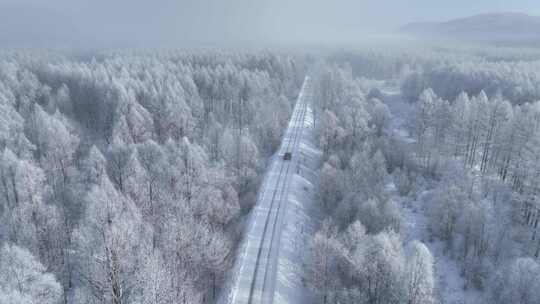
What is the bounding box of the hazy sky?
[1,0,539,47]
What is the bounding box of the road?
[219,76,313,304]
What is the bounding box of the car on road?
[283,152,292,160]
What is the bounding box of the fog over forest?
[1,0,539,47]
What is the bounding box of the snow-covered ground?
[273,100,322,304]
[382,88,484,304]
[218,77,320,304]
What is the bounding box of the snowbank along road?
[219,76,313,304]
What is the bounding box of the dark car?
[283,152,292,160]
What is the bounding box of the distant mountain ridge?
[400,12,540,42]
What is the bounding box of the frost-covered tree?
[0,49,305,304]
[0,243,63,304]
[0,149,60,266]
[72,178,150,304]
[367,98,391,137]
[489,258,540,304]
[310,221,343,304]
[405,241,435,304]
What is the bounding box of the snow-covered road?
[219,76,320,304]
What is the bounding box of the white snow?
[273,103,322,304]
[382,86,485,304]
[218,77,320,304]
[397,190,484,304]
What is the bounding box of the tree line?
[0,50,304,304]
[309,44,540,304]
[307,64,435,304]
[407,87,540,303]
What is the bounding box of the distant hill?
[400,12,540,42]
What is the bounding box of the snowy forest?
[3,45,540,304]
[307,46,540,304]
[1,38,540,304]
[4,2,540,304]
[0,50,304,303]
